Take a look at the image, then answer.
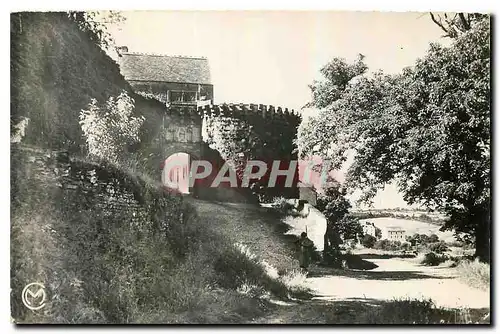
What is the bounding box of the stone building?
[383,226,406,241]
[362,221,378,238]
[117,46,214,107]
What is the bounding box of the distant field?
[353,209,448,225]
[360,217,457,243]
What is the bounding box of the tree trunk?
[474,211,490,263]
[323,232,329,259]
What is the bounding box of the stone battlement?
[197,103,302,120]
[159,102,302,123]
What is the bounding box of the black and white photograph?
[10,7,491,325]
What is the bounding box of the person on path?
[295,232,314,271]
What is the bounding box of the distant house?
[362,221,377,237]
[383,226,406,242]
[117,46,214,107]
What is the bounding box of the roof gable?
[119,53,211,85]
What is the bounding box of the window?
[184,91,197,102]
[169,91,197,103]
[170,91,183,102]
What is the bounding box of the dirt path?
[304,256,490,309]
[252,255,490,324]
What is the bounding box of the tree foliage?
[68,11,125,50]
[316,182,363,263]
[204,114,299,200]
[429,12,488,39]
[361,234,377,248]
[299,18,490,261]
[80,91,144,162]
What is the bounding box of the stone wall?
[11,144,184,232]
[199,103,301,200]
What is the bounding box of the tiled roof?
[387,228,405,232]
[119,53,211,85]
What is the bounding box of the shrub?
[421,252,448,266]
[361,234,377,248]
[373,239,404,251]
[279,269,308,293]
[80,91,144,162]
[429,241,449,254]
[374,239,390,250]
[391,240,402,250]
[428,234,440,243]
[401,242,412,251]
[270,196,295,215]
[447,240,464,248]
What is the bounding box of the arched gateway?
[162,152,191,194]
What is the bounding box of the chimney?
[116,46,129,57]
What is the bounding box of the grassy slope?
[11,12,128,151]
[11,12,166,158]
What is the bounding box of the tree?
[374,239,390,251]
[68,11,125,50]
[298,18,490,262]
[316,181,363,263]
[80,91,144,162]
[419,234,431,245]
[406,234,419,246]
[429,12,488,39]
[429,241,449,254]
[361,234,377,248]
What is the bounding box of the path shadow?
[359,253,417,260]
[306,267,451,281]
[280,298,491,324]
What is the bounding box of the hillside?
[11,12,166,159]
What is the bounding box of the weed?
[456,258,490,291]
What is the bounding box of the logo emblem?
[22,282,46,311]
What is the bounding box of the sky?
[106,11,448,209]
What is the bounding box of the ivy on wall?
[203,113,300,201]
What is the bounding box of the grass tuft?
[456,258,490,291]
